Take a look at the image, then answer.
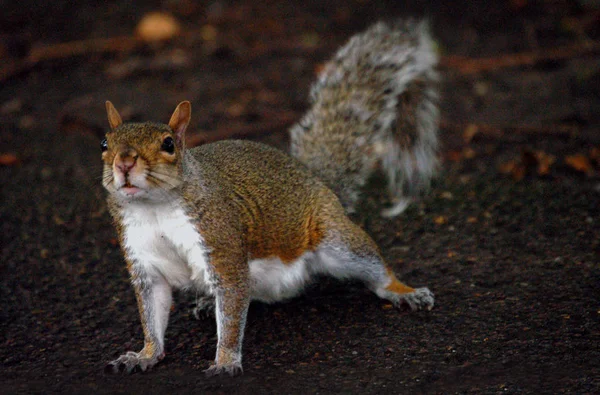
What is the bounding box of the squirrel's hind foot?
[205,362,243,377]
[192,295,216,319]
[394,287,434,311]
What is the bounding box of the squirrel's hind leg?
[373,270,434,311]
[316,220,434,311]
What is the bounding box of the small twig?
[1,36,143,82]
[4,26,598,83]
[440,41,600,75]
[28,36,141,62]
[0,31,318,83]
[1,36,142,83]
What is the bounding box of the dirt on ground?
[1,1,599,394]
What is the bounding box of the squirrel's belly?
[249,251,317,303]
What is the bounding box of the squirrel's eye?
[101,138,108,152]
[161,136,175,154]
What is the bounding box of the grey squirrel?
[101,20,438,376]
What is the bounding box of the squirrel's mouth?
[119,182,143,196]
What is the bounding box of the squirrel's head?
[101,101,191,202]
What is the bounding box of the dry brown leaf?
[499,150,555,181]
[463,147,476,159]
[533,151,556,175]
[565,154,594,175]
[434,216,448,225]
[463,124,479,143]
[0,153,19,166]
[498,160,516,175]
[136,12,181,42]
[499,159,526,181]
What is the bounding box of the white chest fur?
[120,199,211,291]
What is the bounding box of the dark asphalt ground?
[1,1,599,393]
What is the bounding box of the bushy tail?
[290,20,439,217]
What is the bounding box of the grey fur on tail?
[290,20,439,217]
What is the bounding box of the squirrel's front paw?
[204,362,243,377]
[398,287,435,311]
[104,351,164,374]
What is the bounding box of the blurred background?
[1,0,599,149]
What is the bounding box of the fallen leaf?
[535,151,555,175]
[499,150,555,181]
[434,216,448,225]
[463,124,479,143]
[0,153,19,166]
[136,12,181,42]
[499,159,526,181]
[565,154,594,175]
[463,147,476,159]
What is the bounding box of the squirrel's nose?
[115,151,138,174]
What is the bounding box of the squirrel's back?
[188,140,329,204]
[187,140,340,263]
[290,20,439,217]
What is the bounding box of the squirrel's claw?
[104,351,163,374]
[398,287,435,311]
[204,362,243,377]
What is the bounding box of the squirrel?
[101,20,438,376]
[290,20,439,217]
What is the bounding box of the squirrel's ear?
[168,101,191,146]
[105,101,123,130]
